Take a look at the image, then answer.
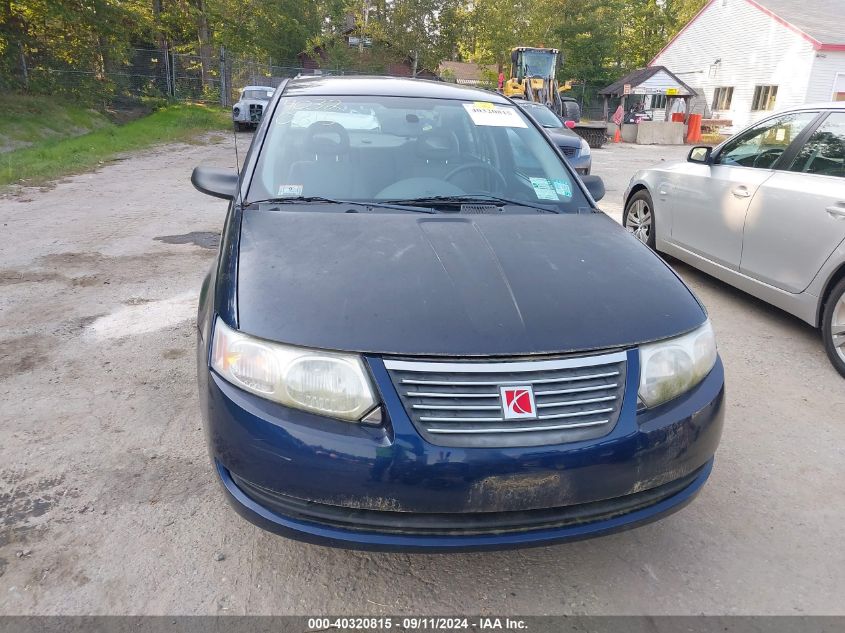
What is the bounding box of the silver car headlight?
[638,320,718,408]
[211,318,378,422]
[579,137,591,157]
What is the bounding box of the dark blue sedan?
[514,100,592,175]
[191,76,724,551]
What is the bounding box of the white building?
[650,0,845,131]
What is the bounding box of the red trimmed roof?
[650,0,845,66]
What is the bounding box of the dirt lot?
[0,135,843,615]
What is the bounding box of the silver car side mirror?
[688,146,712,164]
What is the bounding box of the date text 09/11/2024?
[306,617,527,630]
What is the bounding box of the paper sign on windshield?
[529,177,559,201]
[463,102,527,128]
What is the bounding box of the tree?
[375,0,463,75]
[459,0,536,68]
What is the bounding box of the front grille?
[560,146,577,156]
[384,351,627,448]
[248,103,263,122]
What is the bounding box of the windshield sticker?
[463,102,527,128]
[529,177,559,201]
[277,184,303,197]
[552,179,573,199]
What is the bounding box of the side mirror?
[191,166,238,200]
[581,175,605,202]
[687,146,712,164]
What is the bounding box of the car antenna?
[232,118,244,209]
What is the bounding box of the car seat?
[286,121,356,198]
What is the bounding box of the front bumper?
[200,349,724,551]
[562,150,591,175]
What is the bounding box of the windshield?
[520,50,556,78]
[249,95,587,212]
[242,89,273,100]
[521,104,562,128]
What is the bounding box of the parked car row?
[623,103,845,377]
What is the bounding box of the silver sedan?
[623,103,845,377]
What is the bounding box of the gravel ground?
[0,135,843,615]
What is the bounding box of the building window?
[751,85,778,111]
[650,94,667,109]
[711,86,734,111]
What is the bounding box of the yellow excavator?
[503,47,565,114]
[503,46,607,148]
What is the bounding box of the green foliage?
[0,0,709,102]
[371,0,464,74]
[459,0,707,85]
[459,0,535,66]
[0,103,229,188]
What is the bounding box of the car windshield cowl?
[245,196,436,214]
[377,194,564,214]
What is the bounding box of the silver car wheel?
[833,293,845,364]
[626,199,652,244]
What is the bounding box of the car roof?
[775,101,845,112]
[800,102,845,110]
[282,75,509,103]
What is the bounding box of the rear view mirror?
[581,175,605,202]
[688,146,712,164]
[191,166,238,200]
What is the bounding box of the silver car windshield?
[242,89,273,100]
[249,95,586,211]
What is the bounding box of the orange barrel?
[686,114,702,143]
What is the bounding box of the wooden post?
[19,43,28,89]
[219,46,227,107]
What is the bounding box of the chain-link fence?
[12,46,413,109]
[13,47,621,122]
[19,48,172,107]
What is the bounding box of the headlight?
[211,318,378,421]
[579,137,591,157]
[638,320,718,408]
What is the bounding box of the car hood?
[545,128,581,147]
[236,210,705,356]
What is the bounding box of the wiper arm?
[245,197,435,214]
[379,195,561,214]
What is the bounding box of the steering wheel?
[752,148,783,169]
[444,162,508,192]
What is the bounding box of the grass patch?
[0,94,112,153]
[1,103,230,188]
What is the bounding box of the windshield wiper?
[378,194,561,214]
[245,197,436,214]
